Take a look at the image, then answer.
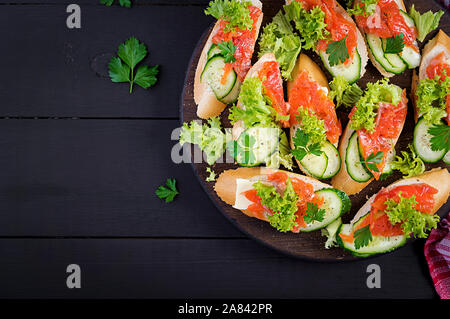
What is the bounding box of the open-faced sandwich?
[284,0,368,83]
[215,167,351,233]
[228,52,293,169]
[287,54,342,180]
[331,79,408,195]
[337,168,450,257]
[194,0,263,119]
[351,0,421,76]
[411,30,450,165]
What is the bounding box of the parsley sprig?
[155,178,179,203]
[217,41,237,63]
[428,123,450,152]
[354,225,373,249]
[303,202,325,224]
[326,35,349,66]
[359,151,384,172]
[384,34,405,54]
[291,129,322,161]
[108,37,159,93]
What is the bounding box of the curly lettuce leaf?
[391,144,425,178]
[258,10,302,80]
[416,75,449,125]
[321,217,342,249]
[295,107,327,145]
[350,79,402,132]
[329,76,363,108]
[409,5,444,42]
[204,0,253,33]
[179,117,227,165]
[385,194,440,239]
[284,1,329,50]
[229,76,278,128]
[253,178,299,232]
[348,0,378,17]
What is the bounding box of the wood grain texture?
[181,0,450,261]
[0,119,242,238]
[0,5,210,118]
[0,238,436,298]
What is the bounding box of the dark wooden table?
[0,0,445,299]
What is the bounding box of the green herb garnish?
[384,34,405,54]
[360,151,383,172]
[303,202,325,224]
[354,225,373,249]
[155,178,179,203]
[108,37,159,93]
[217,41,237,63]
[291,129,323,162]
[428,123,450,152]
[326,35,349,66]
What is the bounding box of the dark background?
[0,0,446,298]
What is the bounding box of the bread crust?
[331,90,407,195]
[411,30,450,123]
[350,168,450,225]
[193,0,263,119]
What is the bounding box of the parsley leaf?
[100,0,131,8]
[291,129,323,161]
[108,37,159,93]
[353,225,373,249]
[384,34,405,54]
[155,178,179,203]
[428,123,450,152]
[303,202,325,224]
[217,41,237,63]
[326,35,349,66]
[359,151,384,172]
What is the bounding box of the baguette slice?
[411,30,450,123]
[355,0,420,78]
[286,0,368,82]
[231,52,286,140]
[349,168,450,225]
[194,0,263,119]
[214,167,331,220]
[331,89,408,195]
[287,54,340,177]
[338,168,450,256]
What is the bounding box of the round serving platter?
[181,0,450,261]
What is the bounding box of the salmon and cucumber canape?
[215,168,351,233]
[287,54,342,180]
[411,30,450,165]
[194,0,263,119]
[284,0,368,84]
[331,79,408,195]
[351,0,421,76]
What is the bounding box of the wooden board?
[181,0,450,261]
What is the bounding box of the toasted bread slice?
[194,0,263,119]
[349,168,450,225]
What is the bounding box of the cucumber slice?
[399,10,415,27]
[219,77,241,104]
[345,132,372,182]
[380,149,396,179]
[233,127,279,166]
[201,56,237,100]
[300,150,328,179]
[399,43,421,69]
[367,34,406,74]
[337,218,407,257]
[413,117,446,163]
[321,142,341,179]
[319,49,361,84]
[300,188,351,232]
[444,150,450,165]
[207,44,222,60]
